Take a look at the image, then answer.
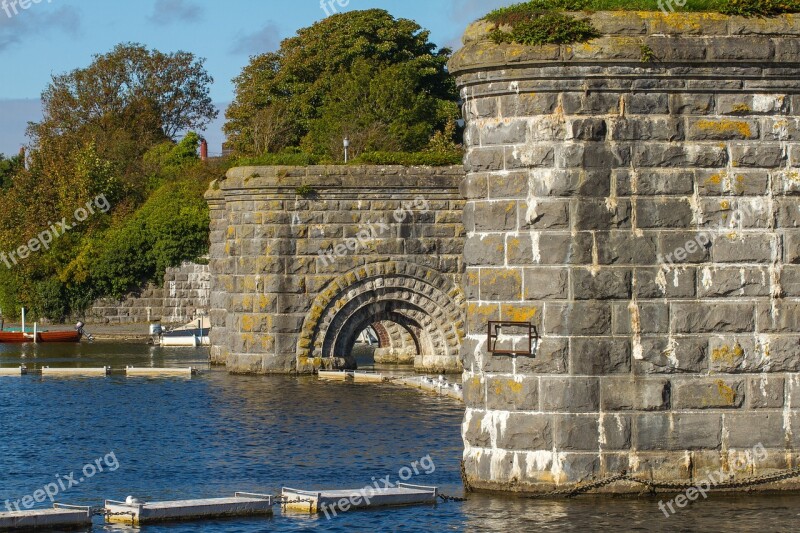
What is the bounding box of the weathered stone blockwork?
[205,166,466,373]
[86,261,210,325]
[452,12,800,494]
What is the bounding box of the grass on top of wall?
[484,1,800,46]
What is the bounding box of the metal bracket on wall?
[487,321,539,357]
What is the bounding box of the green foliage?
[721,0,800,16]
[488,11,600,46]
[64,179,210,300]
[351,150,462,166]
[0,154,22,189]
[295,185,316,197]
[234,149,326,167]
[225,9,459,158]
[483,0,800,19]
[640,44,656,62]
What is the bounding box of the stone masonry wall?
[451,12,800,493]
[205,166,466,373]
[87,261,210,325]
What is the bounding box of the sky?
[0,0,514,156]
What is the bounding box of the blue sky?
[0,0,513,156]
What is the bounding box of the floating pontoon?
[41,367,110,377]
[125,367,197,377]
[317,370,385,383]
[0,366,26,376]
[104,493,274,525]
[0,504,92,530]
[281,483,438,514]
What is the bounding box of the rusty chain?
[522,466,800,499]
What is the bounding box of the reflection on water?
[0,343,798,532]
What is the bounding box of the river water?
[0,343,798,532]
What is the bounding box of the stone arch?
[297,262,465,373]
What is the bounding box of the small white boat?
[153,317,211,347]
[282,483,438,514]
[0,505,92,530]
[105,492,274,525]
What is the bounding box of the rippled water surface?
[1,343,799,532]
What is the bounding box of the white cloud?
[0,5,80,52]
[230,22,281,55]
[147,0,203,26]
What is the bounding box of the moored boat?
[0,330,82,343]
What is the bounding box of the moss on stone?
[483,0,800,46]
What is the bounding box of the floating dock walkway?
[125,366,197,377]
[318,370,385,383]
[104,493,274,525]
[0,366,26,376]
[281,484,438,513]
[41,366,110,377]
[0,505,92,530]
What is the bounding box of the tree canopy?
[224,9,459,159]
[0,44,221,320]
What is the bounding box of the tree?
[30,43,217,144]
[225,9,459,157]
[0,153,22,188]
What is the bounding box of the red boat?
[0,330,83,343]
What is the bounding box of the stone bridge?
[205,166,466,374]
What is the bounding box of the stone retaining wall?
[451,12,800,494]
[86,261,210,325]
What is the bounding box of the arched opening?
[297,262,465,373]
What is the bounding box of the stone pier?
[451,12,800,493]
[205,166,466,374]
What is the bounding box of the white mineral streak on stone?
[292,212,301,226]
[673,269,681,288]
[615,414,625,434]
[590,231,599,276]
[628,301,643,360]
[665,337,679,368]
[491,450,509,481]
[656,268,668,295]
[510,453,524,481]
[721,416,730,452]
[753,94,784,113]
[629,452,640,472]
[598,413,607,446]
[755,335,772,373]
[630,198,643,238]
[701,267,713,290]
[759,376,768,398]
[551,452,566,484]
[786,376,800,441]
[606,172,618,211]
[690,178,704,226]
[531,232,541,264]
[525,451,553,478]
[510,81,519,94]
[740,268,746,295]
